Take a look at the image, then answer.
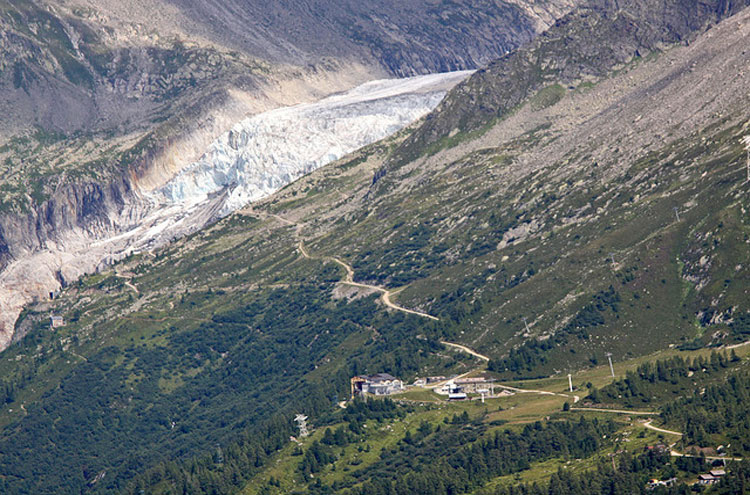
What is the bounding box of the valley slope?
[1,0,750,494]
[0,0,577,348]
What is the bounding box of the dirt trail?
[114,272,139,294]
[291,226,439,321]
[670,450,743,461]
[570,407,658,416]
[640,421,746,460]
[425,369,476,389]
[68,349,88,362]
[441,341,490,361]
[499,384,580,403]
[272,214,585,404]
[726,339,750,350]
[643,419,683,436]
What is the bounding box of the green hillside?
[127,346,750,495]
[1,0,750,493]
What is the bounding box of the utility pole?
[568,373,573,393]
[673,207,680,222]
[522,317,531,335]
[743,136,750,183]
[606,352,615,378]
[294,414,309,438]
[609,253,617,268]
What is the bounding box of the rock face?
[0,71,470,349]
[122,0,579,74]
[395,0,750,160]
[0,0,579,138]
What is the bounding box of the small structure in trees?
[294,414,309,438]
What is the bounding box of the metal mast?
[606,352,615,378]
[294,414,309,438]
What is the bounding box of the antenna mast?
[606,352,615,378]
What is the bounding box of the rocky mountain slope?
[0,0,576,136]
[1,1,749,492]
[0,0,578,348]
[396,0,750,159]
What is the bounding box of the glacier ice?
[151,71,472,216]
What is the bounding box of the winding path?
[291,224,439,321]
[441,341,490,361]
[271,213,584,404]
[641,421,746,461]
[644,419,683,436]
[113,273,139,294]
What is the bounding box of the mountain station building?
[350,373,404,397]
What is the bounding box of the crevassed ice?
[152,71,472,216]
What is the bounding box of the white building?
[351,373,404,396]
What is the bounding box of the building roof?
[455,377,487,384]
[710,470,726,476]
[698,474,717,480]
[365,373,399,383]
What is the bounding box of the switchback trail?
[114,272,139,294]
[285,219,439,321]
[272,214,583,404]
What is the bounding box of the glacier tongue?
[151,71,472,216]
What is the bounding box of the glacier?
[150,70,472,216]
